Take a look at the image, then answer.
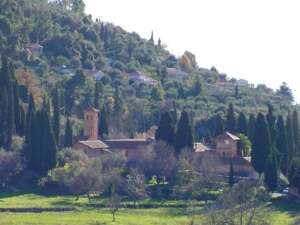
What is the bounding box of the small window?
[225,140,229,145]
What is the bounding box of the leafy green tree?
[237,133,252,157]
[175,111,194,155]
[236,112,248,136]
[276,115,289,176]
[150,84,164,101]
[64,118,73,148]
[226,103,236,133]
[251,113,271,175]
[155,112,175,146]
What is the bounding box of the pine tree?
[247,114,256,143]
[52,88,60,147]
[155,112,175,146]
[229,160,235,187]
[236,112,248,136]
[64,118,73,148]
[276,115,289,176]
[251,113,271,175]
[99,105,109,138]
[264,149,279,192]
[175,111,194,155]
[226,103,236,133]
[293,110,300,157]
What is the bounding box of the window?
[225,140,229,145]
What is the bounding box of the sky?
[84,0,300,102]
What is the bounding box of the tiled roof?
[104,138,154,150]
[78,140,109,150]
[216,132,240,141]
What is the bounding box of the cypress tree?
[247,114,256,143]
[235,85,239,99]
[99,105,109,138]
[293,110,300,157]
[25,94,35,144]
[286,112,295,169]
[94,81,103,109]
[266,104,276,142]
[264,149,279,192]
[236,112,248,136]
[13,81,21,135]
[0,56,14,150]
[226,103,236,133]
[155,112,175,146]
[215,114,225,136]
[113,86,124,129]
[52,88,60,147]
[251,113,271,175]
[175,111,194,155]
[64,118,73,148]
[229,160,235,187]
[19,105,26,136]
[276,115,289,176]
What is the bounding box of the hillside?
[0,0,294,138]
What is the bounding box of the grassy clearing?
[0,191,299,225]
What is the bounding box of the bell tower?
[84,107,99,140]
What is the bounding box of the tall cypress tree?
[293,110,300,157]
[251,113,271,175]
[155,112,175,146]
[94,81,103,109]
[264,149,279,191]
[175,111,194,155]
[229,160,235,187]
[266,104,276,143]
[99,105,109,138]
[13,81,21,135]
[276,115,289,176]
[64,118,73,148]
[25,94,35,144]
[236,112,248,136]
[215,114,225,136]
[0,56,14,150]
[52,88,60,147]
[247,114,256,143]
[286,112,295,169]
[226,103,236,133]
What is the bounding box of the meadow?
[0,191,299,225]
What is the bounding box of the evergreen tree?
[251,113,271,175]
[52,88,60,147]
[286,112,295,169]
[276,115,289,176]
[113,86,124,129]
[19,105,26,136]
[155,112,175,146]
[235,85,239,99]
[247,114,256,143]
[264,149,279,191]
[229,160,235,187]
[226,103,236,133]
[236,112,248,136]
[94,81,103,109]
[175,111,194,155]
[149,31,154,43]
[293,110,300,157]
[266,104,276,142]
[99,105,109,138]
[288,158,300,193]
[64,118,73,147]
[25,94,35,144]
[28,108,57,175]
[215,114,225,136]
[13,81,21,135]
[0,56,14,150]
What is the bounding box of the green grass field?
[0,191,299,225]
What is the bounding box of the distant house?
[215,132,240,158]
[166,68,188,77]
[25,43,43,58]
[127,72,157,85]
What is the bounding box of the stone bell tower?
[84,107,99,140]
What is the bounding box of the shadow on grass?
[271,196,300,216]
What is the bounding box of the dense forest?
[0,0,300,211]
